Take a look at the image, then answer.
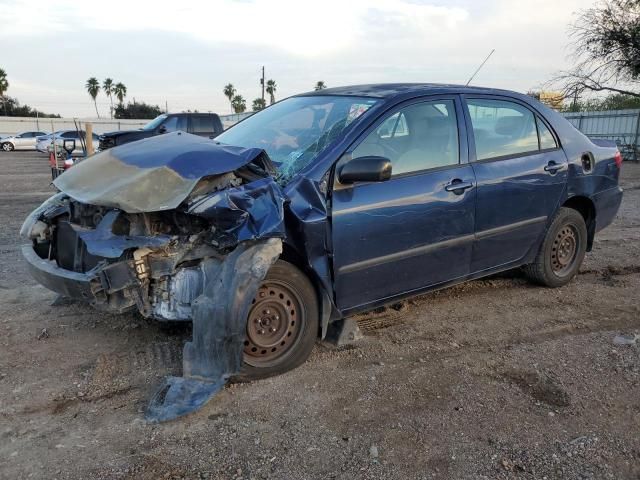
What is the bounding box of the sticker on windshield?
[346,103,373,125]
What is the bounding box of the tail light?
[614,151,623,169]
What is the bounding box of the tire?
[1,143,14,152]
[524,207,588,288]
[234,260,318,382]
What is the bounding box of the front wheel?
[1,143,14,152]
[524,207,588,287]
[235,260,318,382]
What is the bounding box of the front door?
[331,97,476,311]
[14,132,32,150]
[463,96,568,272]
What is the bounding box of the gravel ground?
[0,152,638,480]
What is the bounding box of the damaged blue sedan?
[21,84,623,420]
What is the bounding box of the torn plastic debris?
[613,333,639,346]
[145,238,282,422]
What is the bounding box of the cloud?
[1,0,469,56]
[0,0,589,117]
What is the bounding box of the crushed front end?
[21,132,288,421]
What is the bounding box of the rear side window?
[191,116,214,134]
[537,117,557,149]
[467,99,538,160]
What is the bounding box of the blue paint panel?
[470,149,568,271]
[331,165,476,310]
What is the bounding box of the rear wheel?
[524,207,587,287]
[235,260,318,382]
[2,143,14,152]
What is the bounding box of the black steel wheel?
[235,260,318,381]
[524,207,587,287]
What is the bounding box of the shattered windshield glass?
[215,96,378,183]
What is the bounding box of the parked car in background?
[1,131,48,151]
[36,131,63,153]
[36,130,99,155]
[22,84,623,382]
[98,112,224,151]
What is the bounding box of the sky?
[0,0,590,118]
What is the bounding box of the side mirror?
[158,126,167,134]
[63,139,76,154]
[338,156,392,184]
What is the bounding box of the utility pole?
[165,100,169,113]
[261,66,265,103]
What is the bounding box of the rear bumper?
[22,244,95,299]
[593,186,623,232]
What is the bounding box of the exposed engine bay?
[21,132,290,421]
[21,139,286,323]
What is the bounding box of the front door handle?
[445,179,474,194]
[544,162,565,174]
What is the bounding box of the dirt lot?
[0,152,638,480]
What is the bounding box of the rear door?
[463,96,568,272]
[331,96,476,311]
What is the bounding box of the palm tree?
[314,81,326,91]
[114,82,127,105]
[103,78,114,118]
[231,95,246,113]
[0,68,8,116]
[223,83,236,113]
[0,68,8,97]
[85,77,101,118]
[252,98,266,111]
[266,79,277,105]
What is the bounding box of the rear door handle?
[445,179,474,194]
[544,162,565,173]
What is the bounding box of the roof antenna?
[465,49,495,86]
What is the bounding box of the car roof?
[298,83,525,100]
[168,112,219,116]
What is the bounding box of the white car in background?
[1,131,48,151]
[36,130,99,155]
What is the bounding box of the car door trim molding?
[474,215,548,240]
[337,215,547,275]
[337,233,476,275]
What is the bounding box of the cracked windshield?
[215,96,377,182]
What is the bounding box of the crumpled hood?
[53,132,267,213]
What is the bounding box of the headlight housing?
[20,192,68,238]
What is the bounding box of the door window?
[352,100,459,175]
[467,99,538,160]
[161,116,187,132]
[537,117,558,149]
[191,116,214,134]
